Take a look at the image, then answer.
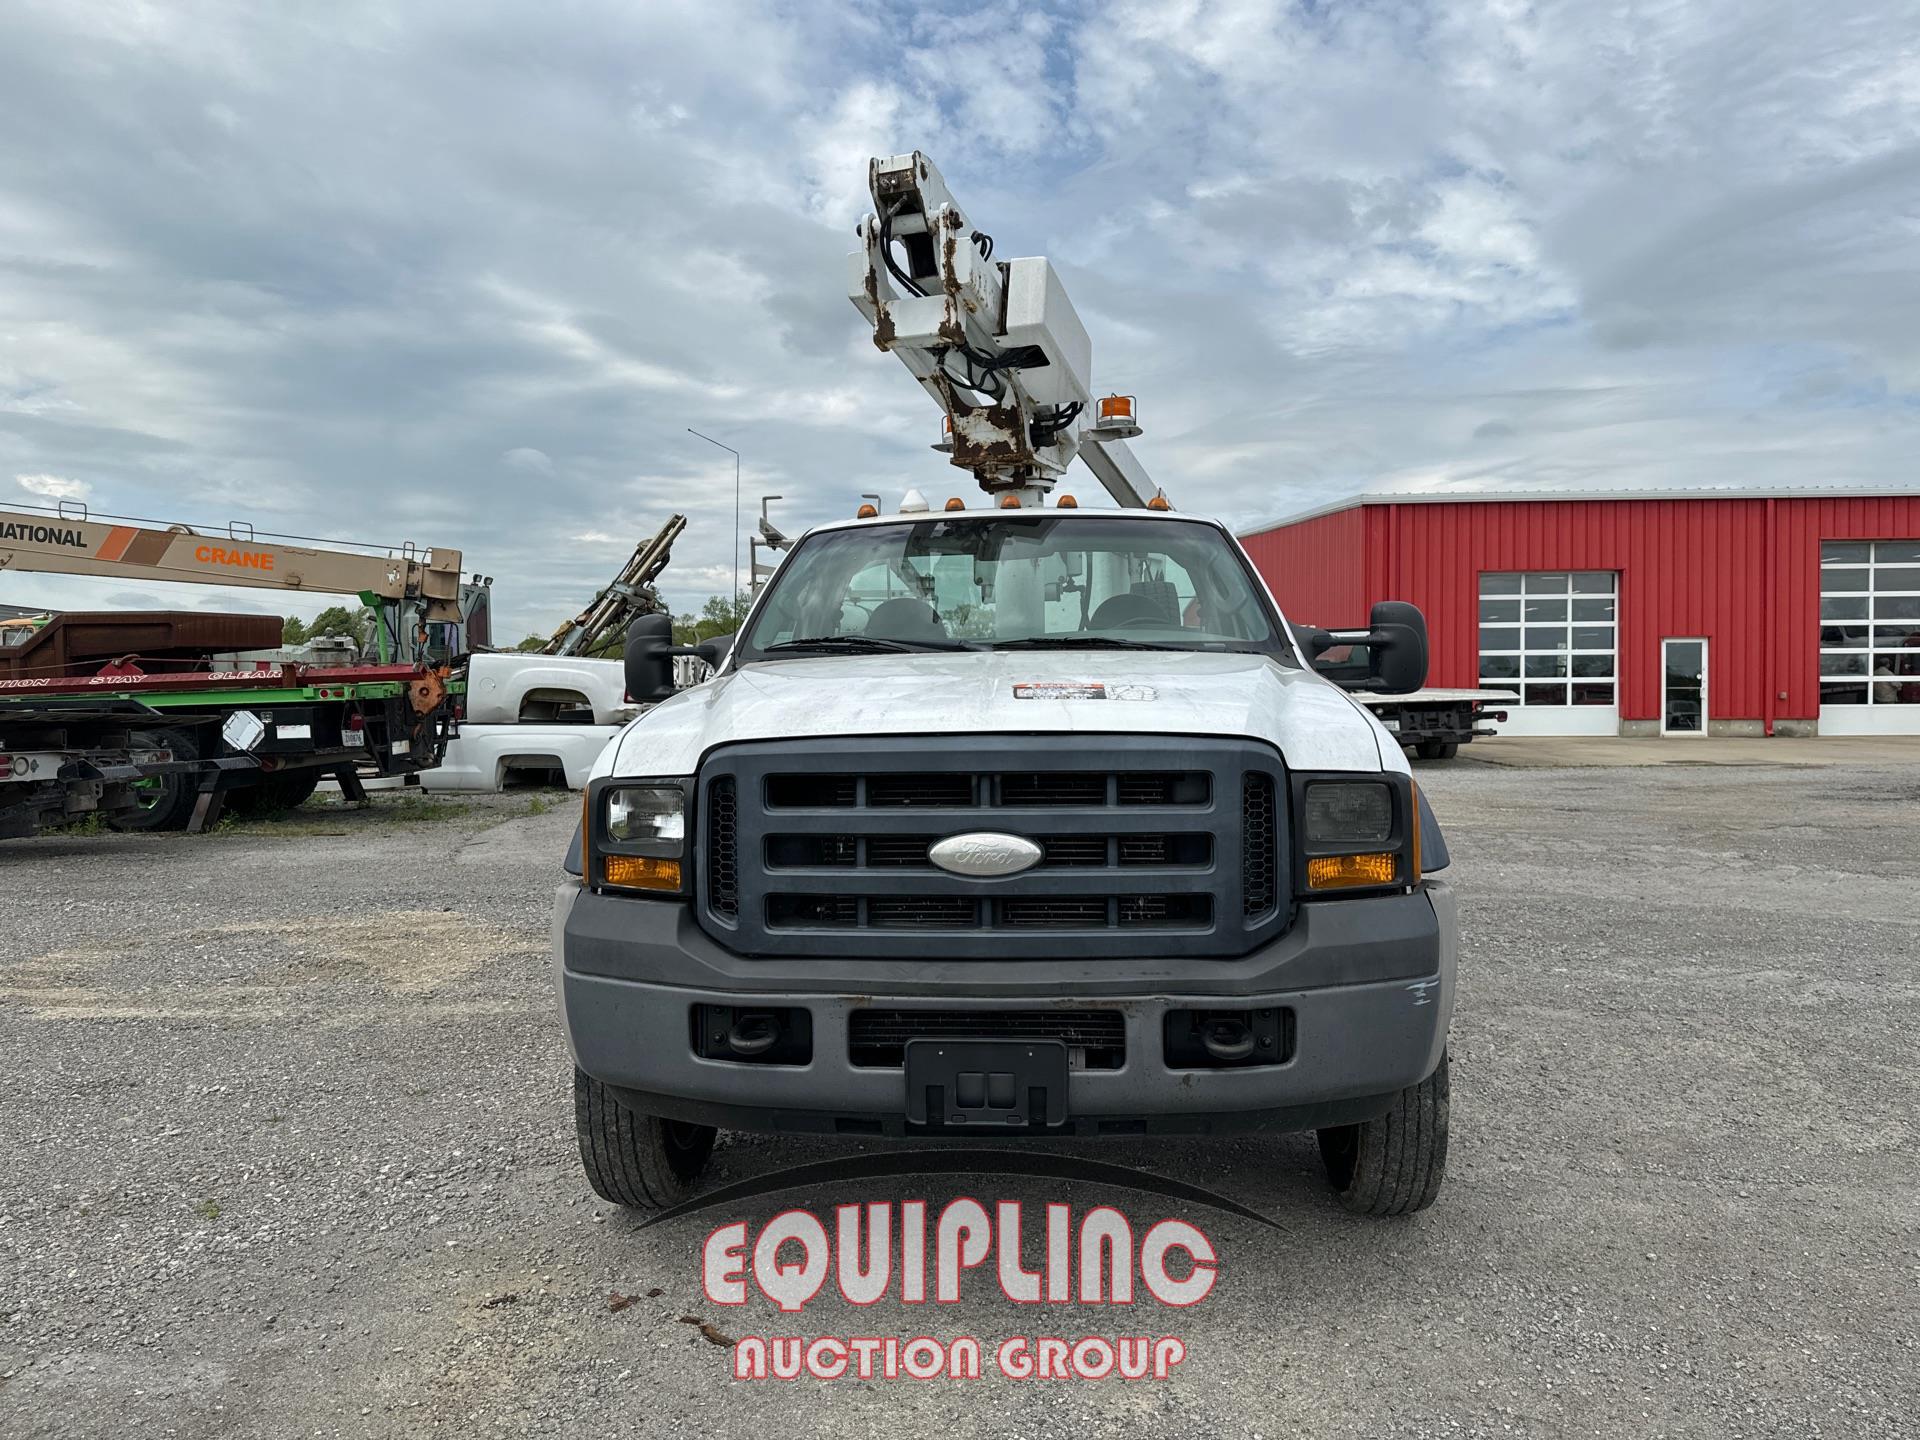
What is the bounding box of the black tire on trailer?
[1316,1051,1450,1216]
[225,768,322,816]
[107,727,205,833]
[269,768,322,809]
[1416,739,1459,760]
[573,1067,716,1211]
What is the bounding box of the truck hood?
[597,650,1399,778]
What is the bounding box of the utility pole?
[687,427,741,604]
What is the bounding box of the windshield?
[739,515,1291,661]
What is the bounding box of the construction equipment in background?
[538,514,687,657]
[437,514,699,793]
[0,633,459,838]
[0,501,473,664]
[0,502,478,837]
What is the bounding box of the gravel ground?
[1,768,1916,1439]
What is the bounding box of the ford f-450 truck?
[554,502,1456,1216]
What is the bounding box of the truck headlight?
[1303,781,1392,846]
[1297,778,1411,892]
[590,780,690,894]
[607,786,686,848]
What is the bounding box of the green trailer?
[0,662,460,838]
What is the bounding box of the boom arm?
[0,505,463,611]
[539,514,687,656]
[0,503,465,662]
[849,151,1162,508]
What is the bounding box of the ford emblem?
[928,831,1043,878]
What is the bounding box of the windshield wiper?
[760,635,969,655]
[990,635,1184,651]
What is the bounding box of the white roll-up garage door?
[1477,571,1619,736]
[1819,540,1920,735]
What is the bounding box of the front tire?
[1317,1052,1449,1216]
[573,1068,716,1211]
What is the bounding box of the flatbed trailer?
[0,662,459,838]
[1356,688,1515,760]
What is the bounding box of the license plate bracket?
[904,1039,1069,1129]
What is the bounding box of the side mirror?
[625,618,738,704]
[624,613,677,703]
[1366,601,1428,694]
[1300,601,1429,695]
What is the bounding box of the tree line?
[279,592,751,654]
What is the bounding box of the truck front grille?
[706,777,739,918]
[695,736,1288,960]
[1243,772,1277,918]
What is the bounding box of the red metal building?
[1240,489,1920,737]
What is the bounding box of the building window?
[1479,571,1616,707]
[1819,541,1920,706]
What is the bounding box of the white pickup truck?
[554,503,1457,1217]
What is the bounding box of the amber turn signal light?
[1306,853,1397,890]
[602,854,683,892]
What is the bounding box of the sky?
[2,0,1918,637]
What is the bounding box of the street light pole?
[686,427,741,604]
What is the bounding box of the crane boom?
[0,504,462,610]
[0,502,466,662]
[539,513,687,656]
[849,150,1162,509]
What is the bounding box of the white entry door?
[1662,638,1708,736]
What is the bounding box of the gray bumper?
[553,881,1456,1138]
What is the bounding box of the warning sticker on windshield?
[1012,682,1158,701]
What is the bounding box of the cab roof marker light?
[856,503,878,518]
[999,494,1021,508]
[944,497,966,511]
[1057,494,1078,508]
[1147,495,1172,511]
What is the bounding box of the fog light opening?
[692,1004,814,1065]
[727,1011,779,1057]
[1199,1017,1255,1062]
[1164,1007,1293,1070]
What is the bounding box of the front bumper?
[554,881,1456,1138]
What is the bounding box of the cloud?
[500,446,555,476]
[14,472,91,501]
[0,0,1914,632]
